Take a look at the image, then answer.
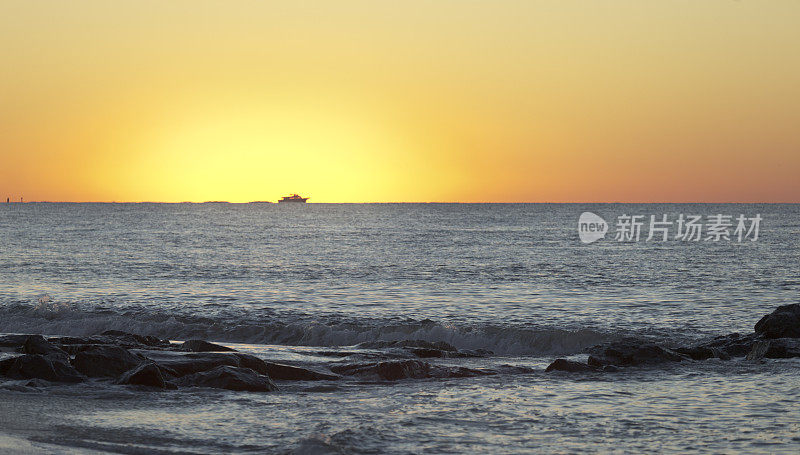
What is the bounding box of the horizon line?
[3,201,799,204]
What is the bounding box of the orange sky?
[1,0,799,202]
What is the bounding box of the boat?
[278,194,309,203]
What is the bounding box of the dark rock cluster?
[546,303,800,373]
[2,304,798,388]
[0,331,327,392]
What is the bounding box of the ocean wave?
[0,299,615,356]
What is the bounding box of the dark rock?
[376,360,431,380]
[233,353,269,375]
[603,365,620,372]
[0,334,32,348]
[746,340,770,361]
[353,340,490,359]
[331,360,427,380]
[261,362,339,381]
[180,339,236,352]
[330,360,489,381]
[176,366,277,392]
[72,346,145,378]
[1,354,84,383]
[152,352,327,381]
[675,346,715,361]
[754,304,800,339]
[313,350,354,358]
[58,344,103,356]
[148,352,242,377]
[100,330,170,347]
[454,349,494,358]
[22,335,68,359]
[545,358,596,373]
[48,336,108,345]
[588,342,688,367]
[445,366,494,378]
[691,333,759,358]
[117,362,167,389]
[0,356,18,375]
[409,348,445,358]
[712,348,731,361]
[675,345,731,361]
[763,338,800,359]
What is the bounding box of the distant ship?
[278,194,309,203]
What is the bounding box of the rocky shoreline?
[1,304,799,391]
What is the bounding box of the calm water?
[1,203,799,453]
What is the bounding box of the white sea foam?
[0,302,612,356]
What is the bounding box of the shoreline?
[1,304,799,454]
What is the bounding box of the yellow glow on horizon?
[1,0,799,202]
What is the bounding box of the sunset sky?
[1,1,798,202]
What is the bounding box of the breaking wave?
[0,298,616,356]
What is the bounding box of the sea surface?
[1,203,799,454]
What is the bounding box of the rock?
[675,346,715,361]
[353,340,490,359]
[689,333,759,358]
[232,353,270,375]
[117,362,167,389]
[711,348,731,361]
[331,360,429,380]
[409,348,446,358]
[150,352,322,381]
[674,345,731,361]
[330,360,488,381]
[587,355,603,368]
[763,338,800,359]
[180,339,237,352]
[176,366,277,392]
[0,354,83,383]
[47,336,107,345]
[72,346,145,378]
[588,342,688,367]
[746,340,770,361]
[754,304,800,339]
[100,330,170,347]
[58,344,100,356]
[545,358,596,373]
[375,360,432,380]
[22,335,68,358]
[313,350,354,358]
[0,356,18,376]
[0,334,32,348]
[261,362,339,381]
[150,353,241,377]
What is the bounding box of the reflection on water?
[0,203,798,453]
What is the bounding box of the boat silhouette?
[278,194,309,203]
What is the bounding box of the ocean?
[1,203,799,454]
